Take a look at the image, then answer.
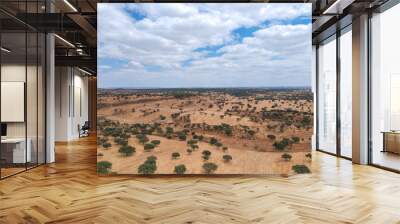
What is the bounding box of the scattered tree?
[202,150,211,160]
[119,145,135,156]
[97,161,112,174]
[174,164,187,174]
[102,142,111,149]
[281,153,292,161]
[138,156,157,175]
[209,137,218,145]
[144,143,155,152]
[291,136,300,143]
[151,140,161,146]
[203,162,218,174]
[172,152,180,159]
[223,154,232,163]
[292,165,310,174]
[267,134,276,141]
[273,138,291,151]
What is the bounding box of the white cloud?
[98,3,312,88]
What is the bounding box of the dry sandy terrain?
[97,89,313,175]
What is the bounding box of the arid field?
[97,88,313,175]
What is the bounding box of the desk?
[382,131,400,154]
[1,138,31,163]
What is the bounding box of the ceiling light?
[78,67,92,76]
[1,47,11,53]
[63,0,78,12]
[54,34,75,48]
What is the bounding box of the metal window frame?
[315,22,353,161]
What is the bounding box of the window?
[339,28,352,158]
[317,36,337,154]
[370,3,400,171]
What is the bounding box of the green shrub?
[174,164,187,174]
[178,132,187,141]
[102,142,112,149]
[209,137,218,145]
[202,150,211,156]
[273,138,291,151]
[138,157,157,175]
[147,156,157,162]
[98,137,107,145]
[223,154,232,163]
[305,153,312,160]
[267,134,276,140]
[222,146,228,152]
[203,162,218,174]
[114,137,128,146]
[172,152,180,159]
[202,150,211,160]
[144,143,155,152]
[292,165,310,174]
[119,145,135,156]
[281,153,292,161]
[136,134,149,144]
[151,140,161,145]
[187,149,193,155]
[166,127,174,134]
[187,139,198,145]
[291,136,300,143]
[97,161,112,174]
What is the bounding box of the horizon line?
[98,86,312,90]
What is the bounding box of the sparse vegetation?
[97,88,313,175]
[223,154,232,163]
[102,142,112,149]
[174,164,187,174]
[202,150,211,161]
[97,161,112,174]
[281,153,292,161]
[292,165,310,174]
[203,162,218,174]
[138,156,157,175]
[144,143,155,152]
[119,145,135,156]
[172,152,180,159]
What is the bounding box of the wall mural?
[97,3,313,175]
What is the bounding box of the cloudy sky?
[98,3,312,88]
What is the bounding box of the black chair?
[79,121,90,138]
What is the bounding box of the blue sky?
[98,3,312,88]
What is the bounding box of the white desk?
[1,138,31,163]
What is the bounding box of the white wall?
[55,67,89,141]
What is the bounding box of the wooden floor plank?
[0,136,400,223]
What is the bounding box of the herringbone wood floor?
[1,136,400,224]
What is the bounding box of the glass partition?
[1,31,28,177]
[317,36,337,154]
[0,2,46,179]
[370,4,400,171]
[339,27,352,158]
